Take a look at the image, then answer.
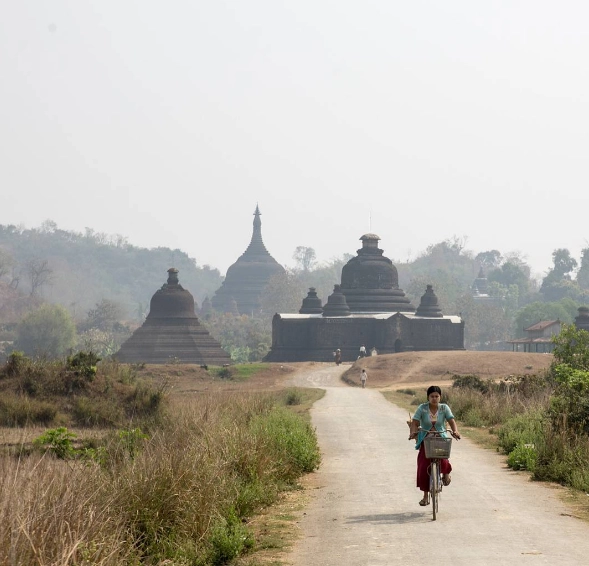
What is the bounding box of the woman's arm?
[409,418,420,439]
[447,417,461,439]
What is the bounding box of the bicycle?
[417,427,459,521]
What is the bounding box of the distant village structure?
[264,234,465,362]
[507,306,589,353]
[211,206,285,316]
[116,268,231,365]
[507,320,562,353]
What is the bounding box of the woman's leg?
[416,444,430,491]
[440,458,452,485]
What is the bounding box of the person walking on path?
[334,349,342,365]
[360,368,367,388]
[359,344,366,358]
[408,385,460,506]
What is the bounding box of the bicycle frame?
[418,428,456,521]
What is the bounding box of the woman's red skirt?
[416,443,452,491]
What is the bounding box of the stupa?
[265,234,464,362]
[212,205,285,315]
[116,268,231,365]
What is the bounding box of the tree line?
[1,222,588,361]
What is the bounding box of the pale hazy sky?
[2,2,588,280]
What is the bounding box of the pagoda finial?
[253,203,262,232]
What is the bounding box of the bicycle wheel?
[430,461,439,521]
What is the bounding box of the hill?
[341,350,554,389]
[0,223,223,321]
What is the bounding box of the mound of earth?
[342,350,554,390]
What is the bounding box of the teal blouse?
[412,403,455,450]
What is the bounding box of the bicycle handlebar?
[408,427,461,441]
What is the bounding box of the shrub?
[15,304,76,358]
[33,427,77,459]
[208,509,254,565]
[3,350,27,377]
[251,406,321,484]
[283,388,303,406]
[507,443,537,471]
[498,410,545,454]
[0,394,57,426]
[452,374,491,393]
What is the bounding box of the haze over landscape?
[2,2,588,278]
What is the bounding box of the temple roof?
[339,234,415,313]
[116,269,231,365]
[212,205,285,315]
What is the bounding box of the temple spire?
[244,204,267,255]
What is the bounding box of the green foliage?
[203,312,271,362]
[3,350,27,376]
[513,300,576,338]
[498,410,545,454]
[452,374,490,393]
[548,364,589,434]
[67,350,101,382]
[533,429,589,491]
[208,509,254,565]
[33,427,77,459]
[15,304,76,358]
[283,388,303,406]
[507,443,537,471]
[251,406,321,484]
[216,367,234,379]
[551,323,589,370]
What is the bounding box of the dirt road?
[286,363,589,565]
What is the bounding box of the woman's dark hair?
[427,385,442,397]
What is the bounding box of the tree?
[576,248,589,290]
[488,261,531,303]
[292,246,317,272]
[0,248,15,281]
[26,258,53,296]
[551,323,589,371]
[513,300,576,338]
[551,248,578,277]
[455,293,512,350]
[475,250,502,270]
[260,270,306,315]
[15,304,76,358]
[540,248,578,301]
[82,299,124,331]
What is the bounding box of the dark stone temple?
[264,234,464,362]
[574,306,589,332]
[212,205,285,316]
[116,269,232,365]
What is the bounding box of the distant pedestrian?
[360,369,367,388]
[335,348,342,365]
[359,344,366,358]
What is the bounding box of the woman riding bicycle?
[408,385,461,506]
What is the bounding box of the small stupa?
[116,268,232,365]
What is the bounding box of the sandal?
[419,495,430,506]
[442,474,451,486]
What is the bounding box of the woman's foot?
[419,494,430,506]
[442,474,451,486]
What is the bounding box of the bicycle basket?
[423,436,452,459]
